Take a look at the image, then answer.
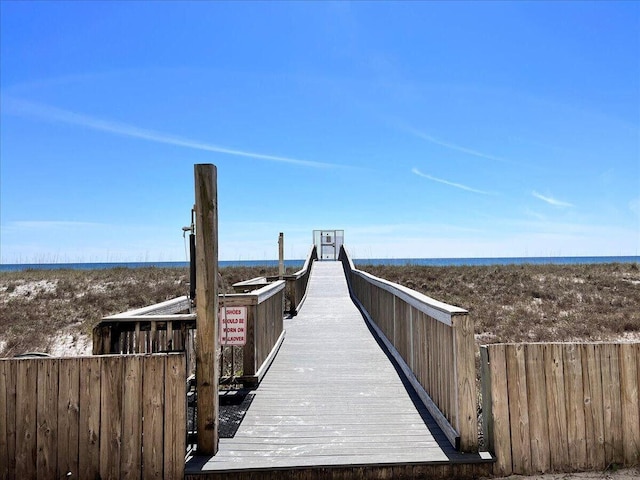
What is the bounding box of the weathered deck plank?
[186,262,490,477]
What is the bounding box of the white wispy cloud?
[407,127,511,164]
[2,96,344,169]
[532,191,574,208]
[411,168,496,195]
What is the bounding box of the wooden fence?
[482,342,640,476]
[339,247,477,452]
[93,281,286,386]
[0,353,186,480]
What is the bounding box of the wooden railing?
[0,353,185,480]
[93,281,286,386]
[482,342,640,476]
[283,245,317,314]
[339,246,477,452]
[221,280,286,386]
[231,246,317,315]
[93,297,197,374]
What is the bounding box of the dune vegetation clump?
[358,262,640,345]
[0,266,279,357]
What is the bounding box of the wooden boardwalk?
[186,262,491,478]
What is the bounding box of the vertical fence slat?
[394,298,407,364]
[256,301,267,367]
[525,344,550,473]
[543,343,569,471]
[143,355,165,480]
[427,317,436,410]
[57,358,80,479]
[582,344,606,469]
[243,306,256,377]
[444,322,454,425]
[601,343,624,465]
[0,362,8,480]
[564,343,587,470]
[636,344,640,464]
[79,357,101,479]
[164,354,186,479]
[100,356,123,480]
[4,361,16,479]
[436,321,444,418]
[506,344,531,474]
[487,344,512,476]
[480,347,493,452]
[620,343,640,464]
[36,358,58,480]
[167,322,174,350]
[121,356,143,480]
[437,321,446,420]
[413,309,426,394]
[134,323,141,353]
[15,360,37,479]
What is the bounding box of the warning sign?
[219,306,247,346]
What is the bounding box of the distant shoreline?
[1,255,638,272]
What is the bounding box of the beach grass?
[0,265,281,357]
[1,262,639,357]
[359,262,640,344]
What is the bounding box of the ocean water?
[0,256,638,272]
[353,256,640,267]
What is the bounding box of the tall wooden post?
[194,164,219,455]
[278,232,284,279]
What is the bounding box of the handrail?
[351,269,468,326]
[105,295,191,318]
[283,244,317,314]
[100,313,196,322]
[232,276,268,293]
[222,280,285,306]
[340,245,477,452]
[297,244,317,276]
[341,253,467,321]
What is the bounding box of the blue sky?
[1,1,639,262]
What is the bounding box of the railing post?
[243,305,257,378]
[278,232,284,279]
[452,313,477,451]
[194,164,219,455]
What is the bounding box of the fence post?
[194,164,219,455]
[452,313,477,452]
[278,232,284,279]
